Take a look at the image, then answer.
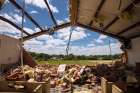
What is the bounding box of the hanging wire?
[20,0,25,77]
[66,27,74,55]
[108,39,113,63]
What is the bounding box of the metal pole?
[20,0,25,78]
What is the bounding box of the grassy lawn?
[37,60,114,66]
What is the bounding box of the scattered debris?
[4,61,140,93]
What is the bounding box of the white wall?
[127,37,140,66]
[0,35,21,64]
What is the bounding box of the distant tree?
[28,51,121,61]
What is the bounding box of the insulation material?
[120,26,140,38]
[107,7,140,34]
[78,0,100,25]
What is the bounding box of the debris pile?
[4,62,140,92]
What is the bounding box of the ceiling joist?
[44,0,57,26]
[0,16,30,35]
[103,0,140,31]
[77,23,127,42]
[89,0,106,26]
[22,22,71,41]
[9,0,43,31]
[70,0,79,25]
[117,21,140,35]
[129,33,140,40]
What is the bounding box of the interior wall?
[0,35,21,64]
[127,37,140,66]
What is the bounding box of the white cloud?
[23,27,46,34]
[68,42,122,55]
[23,27,35,34]
[0,20,22,38]
[36,35,52,41]
[0,13,24,24]
[24,40,122,55]
[57,20,64,24]
[87,43,95,47]
[30,10,38,14]
[45,38,66,48]
[22,27,122,55]
[95,34,108,44]
[24,38,43,45]
[65,17,70,22]
[57,27,88,41]
[25,0,59,13]
[95,39,104,44]
[99,35,108,39]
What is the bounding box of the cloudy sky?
[0,0,123,55]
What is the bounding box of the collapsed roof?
[0,0,140,43]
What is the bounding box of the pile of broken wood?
[3,62,140,92]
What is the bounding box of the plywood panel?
[78,0,101,25]
[107,5,140,34]
[120,26,140,38]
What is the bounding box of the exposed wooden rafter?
[44,0,57,26]
[89,0,106,26]
[9,0,43,31]
[22,22,71,41]
[103,0,140,31]
[117,21,140,35]
[129,33,140,39]
[70,0,79,25]
[77,23,127,42]
[0,16,30,35]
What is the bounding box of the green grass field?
[37,60,115,66]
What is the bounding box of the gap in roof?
[51,0,70,24]
[0,0,70,35]
[0,0,122,55]
[24,26,122,55]
[16,0,54,27]
[0,0,46,35]
[0,1,25,38]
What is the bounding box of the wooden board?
[112,85,124,93]
[101,77,114,93]
[0,80,50,93]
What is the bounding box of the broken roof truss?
[0,0,140,43]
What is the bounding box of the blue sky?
[0,0,122,55]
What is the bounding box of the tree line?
[29,52,122,61]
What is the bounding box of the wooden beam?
[95,0,106,17]
[9,0,43,31]
[103,0,140,31]
[103,17,118,30]
[129,32,140,39]
[22,22,71,41]
[117,21,140,35]
[44,0,57,26]
[89,0,106,25]
[0,16,30,35]
[70,0,79,25]
[77,23,127,42]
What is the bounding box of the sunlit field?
[37,60,115,66]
